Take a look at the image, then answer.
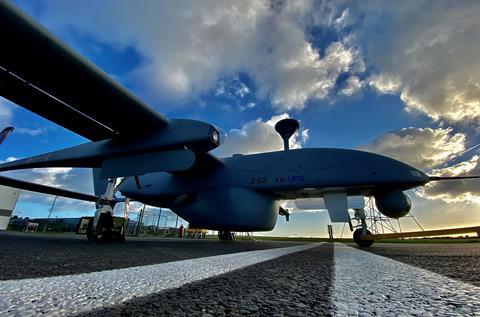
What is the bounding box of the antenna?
[274,118,300,151]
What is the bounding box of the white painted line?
[332,243,480,316]
[0,243,321,317]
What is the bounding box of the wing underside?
[0,1,169,141]
[0,2,228,204]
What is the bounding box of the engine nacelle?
[374,190,411,219]
[171,187,279,231]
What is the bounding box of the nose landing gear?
[352,208,374,247]
[353,228,374,247]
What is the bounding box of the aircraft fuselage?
[121,148,429,201]
[120,148,429,230]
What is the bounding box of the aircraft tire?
[86,219,98,241]
[353,228,374,247]
[86,230,98,241]
[98,213,114,241]
[116,231,126,242]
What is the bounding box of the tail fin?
[92,168,109,196]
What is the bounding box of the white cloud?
[15,1,480,121]
[268,41,358,109]
[1,155,94,206]
[368,74,401,95]
[349,1,480,124]
[215,113,308,157]
[15,127,48,136]
[359,126,480,205]
[0,98,50,137]
[339,76,363,96]
[6,167,95,218]
[26,0,364,110]
[214,77,250,99]
[358,127,466,170]
[418,155,480,204]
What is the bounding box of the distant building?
[8,217,81,233]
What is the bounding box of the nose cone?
[414,169,431,184]
[365,150,430,187]
[390,159,430,186]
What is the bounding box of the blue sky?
[1,0,480,236]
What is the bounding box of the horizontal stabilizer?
[0,175,98,202]
[323,192,350,223]
[100,149,196,178]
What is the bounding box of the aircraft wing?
[0,1,169,142]
[0,175,98,202]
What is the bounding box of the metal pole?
[156,208,162,235]
[139,204,146,235]
[43,196,57,232]
[175,215,179,228]
[134,205,146,237]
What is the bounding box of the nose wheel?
[352,208,374,247]
[353,228,374,247]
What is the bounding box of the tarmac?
[0,231,479,316]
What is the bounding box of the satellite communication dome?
[274,118,300,151]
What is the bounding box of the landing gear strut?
[218,231,236,240]
[86,178,121,241]
[352,208,374,247]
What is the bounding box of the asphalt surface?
[0,231,300,280]
[78,243,334,317]
[353,243,480,287]
[2,232,480,316]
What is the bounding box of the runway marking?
[332,243,480,316]
[0,243,321,317]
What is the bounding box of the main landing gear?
[352,208,374,247]
[218,231,236,241]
